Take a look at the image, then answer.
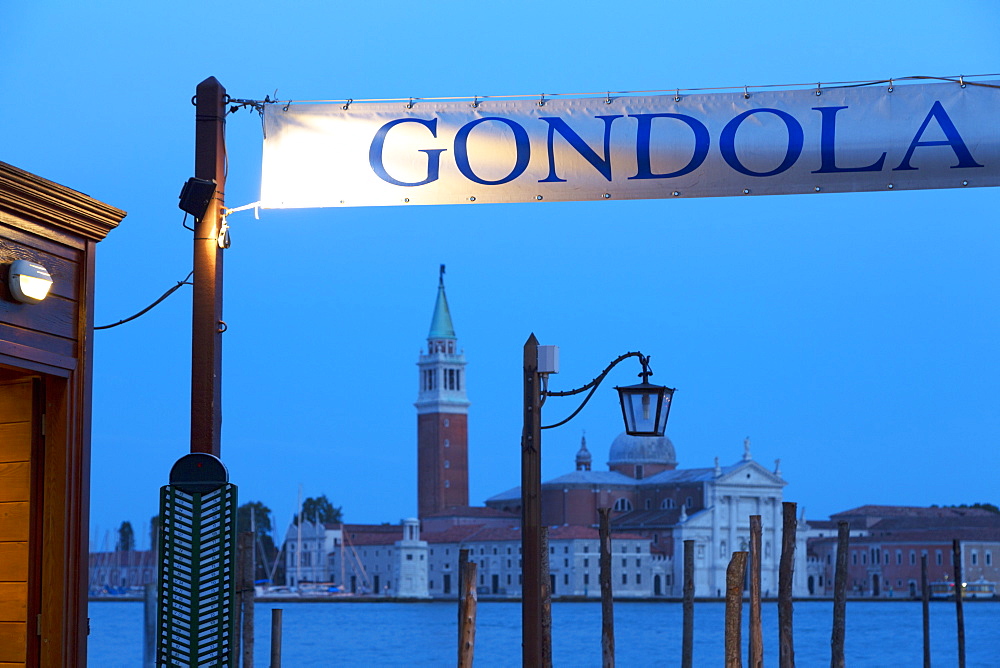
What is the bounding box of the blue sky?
[4,1,999,549]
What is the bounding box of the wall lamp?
[8,259,53,304]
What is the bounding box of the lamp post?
[521,334,675,667]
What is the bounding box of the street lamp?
[521,334,675,667]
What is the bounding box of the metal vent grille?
[157,483,237,667]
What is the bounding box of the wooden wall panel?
[0,424,29,462]
[0,544,27,581]
[0,584,26,622]
[0,381,30,423]
[0,464,28,503]
[0,621,26,663]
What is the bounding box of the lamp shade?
[615,381,675,436]
[8,259,53,304]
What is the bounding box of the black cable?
[95,271,194,330]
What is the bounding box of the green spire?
[428,264,456,340]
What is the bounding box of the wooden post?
[682,539,694,668]
[749,515,763,668]
[521,334,543,667]
[953,539,965,668]
[270,608,282,668]
[541,526,552,668]
[778,502,796,668]
[725,551,748,668]
[458,562,478,668]
[191,76,226,457]
[831,521,849,668]
[599,507,615,668]
[239,531,254,668]
[143,583,156,668]
[921,554,930,668]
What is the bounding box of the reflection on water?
[89,599,999,667]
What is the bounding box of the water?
[89,599,999,666]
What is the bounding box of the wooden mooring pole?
[748,515,763,668]
[458,561,478,668]
[238,531,254,668]
[599,508,615,668]
[682,539,694,668]
[921,554,930,668]
[830,520,849,668]
[541,526,552,668]
[725,551,748,668]
[458,548,469,664]
[269,608,282,668]
[778,502,796,668]
[953,539,966,668]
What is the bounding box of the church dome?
[608,432,677,466]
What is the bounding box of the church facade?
[279,270,811,598]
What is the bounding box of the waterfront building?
[805,505,1000,597]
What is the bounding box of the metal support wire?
[540,351,647,430]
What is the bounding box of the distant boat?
[928,579,996,599]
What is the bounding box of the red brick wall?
[417,412,468,517]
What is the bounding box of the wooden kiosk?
[0,161,124,665]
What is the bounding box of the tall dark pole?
[831,520,849,668]
[920,554,930,668]
[682,539,695,668]
[192,76,226,457]
[778,502,796,668]
[522,334,543,666]
[952,539,966,668]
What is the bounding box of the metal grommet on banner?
[674,89,681,103]
[469,196,477,202]
[814,186,821,192]
[406,98,414,109]
[887,183,894,189]
[602,193,611,199]
[538,93,546,107]
[605,92,613,105]
[471,96,480,109]
[815,83,822,96]
[403,198,410,203]
[342,99,353,110]
[535,195,543,200]
[960,75,967,88]
[672,191,680,197]
[888,79,894,93]
[743,86,750,100]
[743,188,751,194]
[283,101,291,112]
[962,180,969,186]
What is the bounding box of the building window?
[653,534,659,544]
[564,559,568,567]
[852,553,857,565]
[584,574,590,585]
[406,554,413,561]
[621,558,627,568]
[584,559,589,567]
[936,551,942,565]
[971,551,978,566]
[564,574,569,585]
[444,418,450,427]
[444,460,450,469]
[910,551,916,565]
[896,551,902,565]
[645,499,652,510]
[635,465,644,479]
[584,546,589,553]
[444,439,450,448]
[445,480,450,488]
[613,498,633,512]
[661,499,675,509]
[636,574,641,585]
[622,574,628,585]
[987,551,993,566]
[685,497,693,508]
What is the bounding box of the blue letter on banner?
[369,118,447,187]
[811,106,887,174]
[720,109,804,177]
[893,101,984,171]
[628,113,710,180]
[454,118,531,185]
[539,115,624,182]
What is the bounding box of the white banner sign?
[260,80,999,208]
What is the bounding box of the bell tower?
[416,266,470,518]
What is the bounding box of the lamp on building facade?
[521,335,675,667]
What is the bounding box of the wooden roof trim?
[0,161,126,241]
